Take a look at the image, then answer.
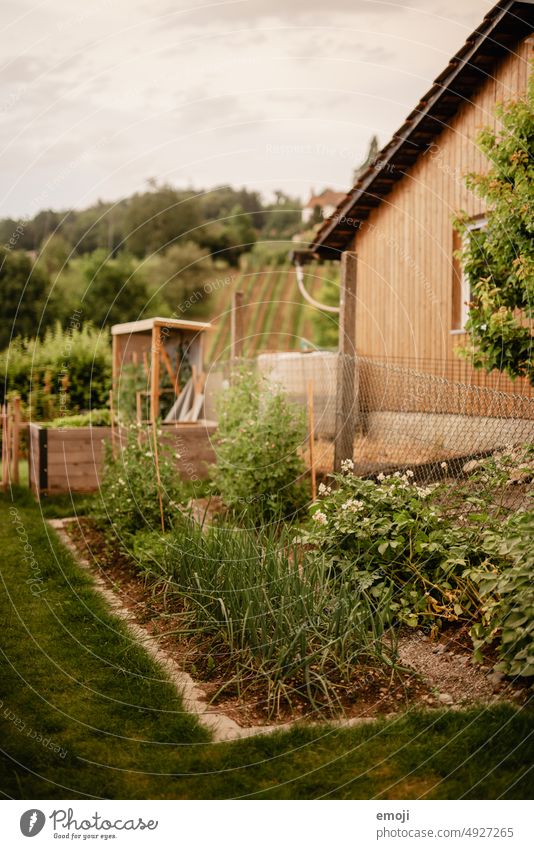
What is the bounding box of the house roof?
[311,0,534,259]
[111,317,212,336]
[304,189,347,209]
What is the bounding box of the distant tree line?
[0,183,302,349]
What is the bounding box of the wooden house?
[310,0,534,395]
[302,188,346,224]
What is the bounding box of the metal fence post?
[334,251,358,472]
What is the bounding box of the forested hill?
[0,183,307,349]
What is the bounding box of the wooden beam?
[160,345,180,396]
[230,290,244,360]
[111,333,120,393]
[334,251,358,473]
[11,396,21,485]
[150,325,161,422]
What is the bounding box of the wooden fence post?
[109,389,116,459]
[334,251,358,473]
[1,404,7,492]
[230,290,244,361]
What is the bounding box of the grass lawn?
[1,488,533,800]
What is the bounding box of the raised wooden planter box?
[29,421,217,496]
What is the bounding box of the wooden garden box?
[28,421,217,497]
[28,423,113,496]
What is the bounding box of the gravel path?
[398,632,526,708]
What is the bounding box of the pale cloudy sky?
[0,0,494,218]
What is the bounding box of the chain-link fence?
[204,352,534,486]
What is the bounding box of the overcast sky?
[0,0,495,218]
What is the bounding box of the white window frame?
[452,216,487,334]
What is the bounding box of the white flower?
[440,461,448,470]
[145,451,153,457]
[341,458,354,473]
[313,511,328,525]
[377,472,385,482]
[318,482,327,495]
[405,469,414,478]
[341,498,364,512]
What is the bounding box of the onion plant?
[134,517,398,715]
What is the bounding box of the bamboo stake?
[12,396,21,485]
[307,380,316,501]
[152,419,165,533]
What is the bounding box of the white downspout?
[295,260,340,314]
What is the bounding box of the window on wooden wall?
[451,216,487,332]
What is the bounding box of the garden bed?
[28,420,217,496]
[84,369,534,724]
[59,516,528,727]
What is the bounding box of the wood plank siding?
[348,35,533,394]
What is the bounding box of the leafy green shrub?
[0,321,111,416]
[212,368,307,521]
[45,408,111,428]
[306,463,484,628]
[135,515,397,714]
[98,426,186,538]
[470,511,534,677]
[0,247,52,349]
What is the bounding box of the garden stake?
[152,418,165,532]
[307,379,316,501]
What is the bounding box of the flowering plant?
[98,425,186,539]
[307,463,484,628]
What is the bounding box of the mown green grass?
[1,490,533,800]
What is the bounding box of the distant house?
[302,188,346,224]
[310,0,534,392]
